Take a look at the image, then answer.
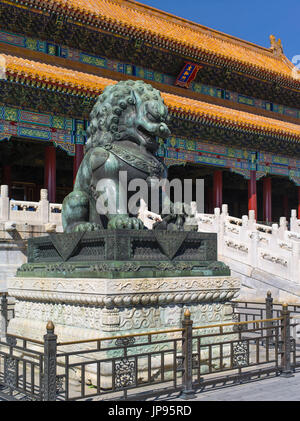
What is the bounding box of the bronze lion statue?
[62,80,190,232]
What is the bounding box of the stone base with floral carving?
[7,275,239,387]
[7,275,240,341]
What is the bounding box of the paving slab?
[170,371,300,401]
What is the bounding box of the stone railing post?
[0,185,9,221]
[218,205,228,256]
[181,309,195,399]
[39,189,49,224]
[289,240,300,283]
[249,231,259,268]
[248,209,256,231]
[214,207,220,229]
[241,215,248,243]
[279,217,287,240]
[280,304,294,377]
[290,209,298,233]
[220,205,228,231]
[214,207,222,254]
[43,321,57,401]
[0,292,8,337]
[270,223,279,249]
[221,204,228,218]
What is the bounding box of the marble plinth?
[7,275,239,387]
[8,275,240,341]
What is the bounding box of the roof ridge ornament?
[270,35,283,57]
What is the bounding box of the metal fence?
[232,292,300,322]
[232,292,300,369]
[0,293,14,337]
[0,298,296,401]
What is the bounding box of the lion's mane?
[85,80,166,152]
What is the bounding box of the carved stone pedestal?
[8,275,240,341]
[7,275,239,387]
[7,228,240,388]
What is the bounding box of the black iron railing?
[0,293,14,336]
[0,300,296,401]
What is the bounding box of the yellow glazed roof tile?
[164,92,300,138]
[3,53,300,139]
[3,54,114,92]
[26,0,298,81]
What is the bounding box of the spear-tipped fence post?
[43,321,57,401]
[265,291,274,345]
[266,291,273,319]
[280,304,294,377]
[181,309,195,399]
[1,293,8,337]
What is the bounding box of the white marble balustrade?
[194,204,300,285]
[0,185,62,231]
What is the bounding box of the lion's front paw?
[73,222,103,232]
[107,215,144,230]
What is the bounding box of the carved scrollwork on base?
[10,281,240,307]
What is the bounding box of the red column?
[248,170,257,219]
[44,145,56,203]
[73,144,84,185]
[263,177,272,222]
[213,170,223,210]
[2,165,11,195]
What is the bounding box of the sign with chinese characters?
[175,62,202,88]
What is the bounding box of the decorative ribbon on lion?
[175,62,202,88]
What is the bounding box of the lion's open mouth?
[137,125,157,145]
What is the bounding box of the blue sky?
[140,0,299,62]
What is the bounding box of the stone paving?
[169,370,300,401]
[95,370,300,401]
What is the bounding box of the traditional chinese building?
[0,0,299,222]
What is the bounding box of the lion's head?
[85,80,171,153]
